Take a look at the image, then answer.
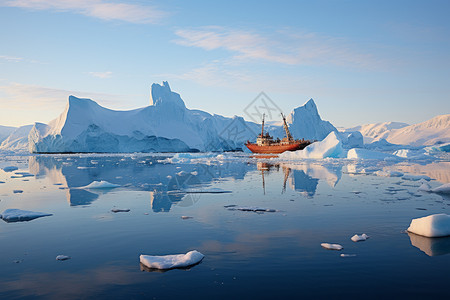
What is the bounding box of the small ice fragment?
[181,216,193,219]
[190,171,198,176]
[340,254,357,257]
[140,250,204,270]
[1,209,52,222]
[407,214,450,237]
[321,243,343,250]
[351,234,369,242]
[13,190,23,193]
[111,209,130,213]
[2,166,18,172]
[176,171,187,176]
[79,181,120,189]
[167,175,172,179]
[56,255,71,261]
[227,206,277,212]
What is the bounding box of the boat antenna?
[281,113,293,140]
[261,113,265,137]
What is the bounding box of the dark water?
[0,154,449,299]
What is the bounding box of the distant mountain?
[0,125,32,152]
[377,114,450,146]
[343,121,409,143]
[0,125,16,143]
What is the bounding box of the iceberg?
[279,132,345,159]
[1,208,52,222]
[407,214,450,237]
[139,250,204,270]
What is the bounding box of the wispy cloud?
[0,55,23,62]
[1,0,168,24]
[88,71,113,78]
[174,26,381,69]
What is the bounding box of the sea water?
[0,154,449,299]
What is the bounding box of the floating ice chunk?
[351,234,369,242]
[347,148,397,160]
[227,206,277,212]
[418,180,432,192]
[321,243,343,250]
[1,208,52,222]
[181,216,193,219]
[140,250,204,270]
[176,171,187,176]
[190,171,198,176]
[111,208,130,213]
[340,254,357,257]
[431,183,450,194]
[402,174,431,181]
[280,132,345,159]
[393,149,431,160]
[2,166,18,172]
[79,180,120,189]
[407,214,450,237]
[184,187,232,194]
[56,255,71,261]
[374,170,404,177]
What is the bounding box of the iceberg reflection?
[408,232,450,256]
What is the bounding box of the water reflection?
[408,232,450,256]
[26,155,350,209]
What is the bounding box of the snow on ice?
[407,214,450,238]
[139,250,204,270]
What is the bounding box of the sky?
[0,0,449,128]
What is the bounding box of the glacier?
[27,81,338,153]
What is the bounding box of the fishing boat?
[245,113,312,154]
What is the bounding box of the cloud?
[174,26,382,69]
[88,71,113,79]
[0,55,23,62]
[1,0,168,24]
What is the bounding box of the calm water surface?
[0,154,449,299]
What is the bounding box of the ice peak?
[304,98,317,111]
[150,81,186,109]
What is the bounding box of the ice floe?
[139,250,204,270]
[56,255,71,261]
[79,180,120,189]
[340,254,357,257]
[407,214,450,237]
[347,148,396,160]
[374,170,404,177]
[351,234,369,242]
[321,243,343,250]
[1,208,52,222]
[279,131,345,159]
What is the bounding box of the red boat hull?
[245,141,310,154]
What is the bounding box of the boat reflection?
[408,232,450,256]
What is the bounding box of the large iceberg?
[27,82,339,153]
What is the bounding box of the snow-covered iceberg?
[27,82,339,153]
[1,208,52,222]
[139,250,204,270]
[407,214,450,238]
[279,132,345,159]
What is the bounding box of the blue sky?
[0,0,449,127]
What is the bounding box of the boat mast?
[281,113,293,140]
[261,113,265,137]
